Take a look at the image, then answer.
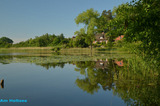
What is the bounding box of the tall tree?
[75,8,100,50]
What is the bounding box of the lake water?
[0,51,159,106]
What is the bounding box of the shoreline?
[0,47,53,50]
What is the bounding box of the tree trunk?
[90,42,92,51]
[90,42,93,56]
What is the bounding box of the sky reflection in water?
[0,53,159,106]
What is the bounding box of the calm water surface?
[0,52,159,106]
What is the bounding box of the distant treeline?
[13,33,67,47]
[0,33,89,48]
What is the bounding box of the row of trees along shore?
[74,0,160,61]
[0,33,88,48]
[0,0,159,60]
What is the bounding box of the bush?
[105,41,114,48]
[93,43,101,48]
[52,47,61,52]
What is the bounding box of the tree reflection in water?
[0,55,160,105]
[73,58,160,105]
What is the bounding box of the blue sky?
[0,0,131,43]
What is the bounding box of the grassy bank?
[0,46,130,56]
[0,47,54,54]
[0,47,52,50]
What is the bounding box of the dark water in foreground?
[0,52,159,106]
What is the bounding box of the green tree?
[74,28,89,47]
[75,8,100,50]
[0,37,13,48]
[53,37,61,46]
[110,0,160,58]
[97,10,113,33]
[13,33,66,47]
[0,37,13,44]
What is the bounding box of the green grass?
[0,52,133,64]
[0,47,52,50]
[0,47,130,57]
[0,47,54,54]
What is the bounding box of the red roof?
[115,60,124,67]
[115,35,124,41]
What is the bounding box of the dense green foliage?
[97,10,113,33]
[74,0,160,60]
[0,37,13,48]
[0,37,13,44]
[108,0,160,59]
[12,33,70,47]
[74,28,89,48]
[0,33,89,48]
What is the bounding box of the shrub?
[52,47,61,52]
